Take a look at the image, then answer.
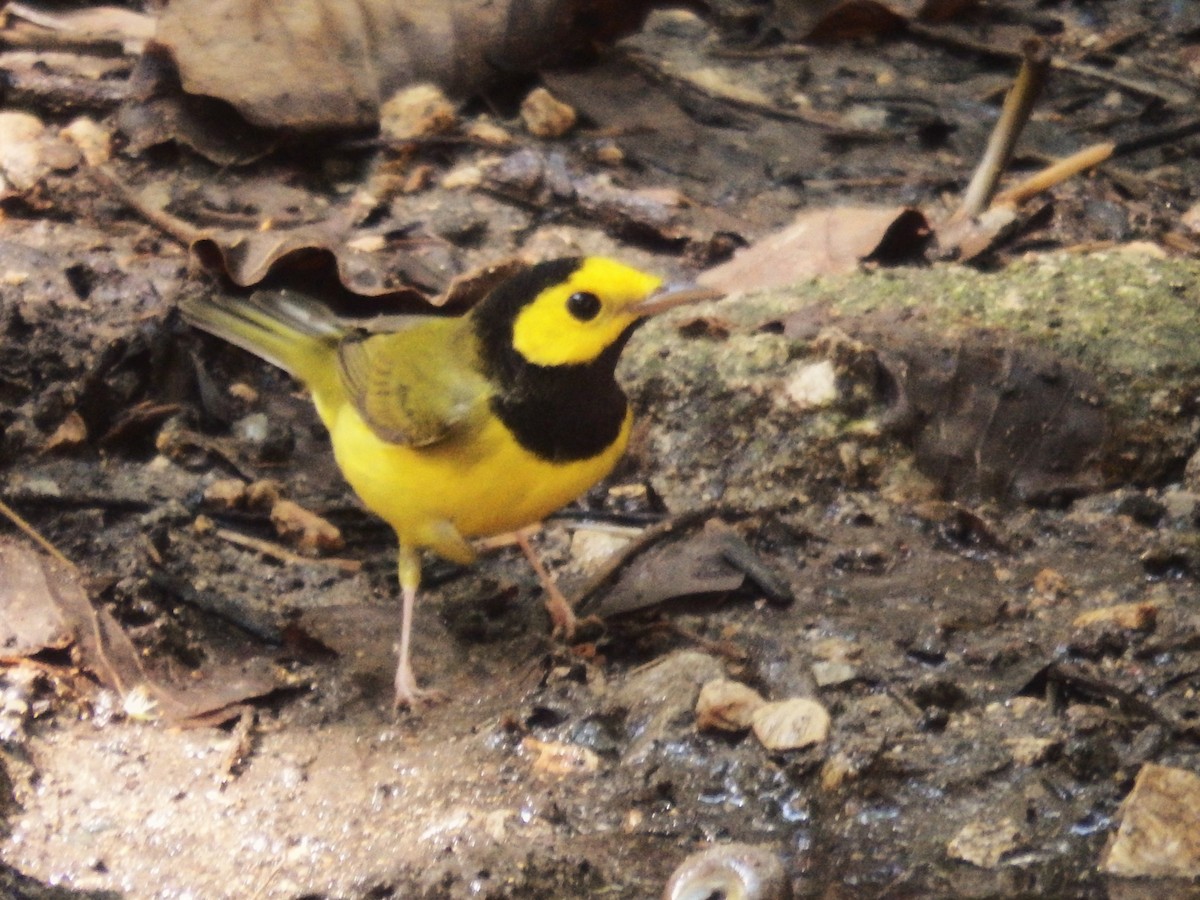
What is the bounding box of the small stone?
[520,87,577,139]
[441,162,488,190]
[244,480,281,509]
[60,116,112,166]
[271,499,344,553]
[947,818,1022,868]
[43,412,87,452]
[569,529,632,572]
[5,112,80,190]
[610,651,724,765]
[345,234,386,253]
[784,359,838,409]
[464,116,512,147]
[380,83,457,140]
[810,661,857,687]
[819,752,857,791]
[591,140,624,166]
[1104,763,1200,877]
[228,382,258,404]
[521,737,600,776]
[1005,736,1060,767]
[695,679,765,732]
[810,637,860,662]
[1072,601,1157,631]
[202,478,247,510]
[1031,567,1071,606]
[750,698,830,751]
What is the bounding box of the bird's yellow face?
[509,258,663,367]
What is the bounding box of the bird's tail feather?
[179,290,343,383]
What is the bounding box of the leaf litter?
[7,0,1200,896]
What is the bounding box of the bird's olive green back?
[336,317,492,447]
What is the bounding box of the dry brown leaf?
[771,0,977,41]
[190,227,436,301]
[590,530,745,618]
[699,207,930,294]
[0,538,73,658]
[133,0,646,157]
[5,3,155,53]
[0,538,280,724]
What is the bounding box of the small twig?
[953,39,1051,222]
[622,48,874,134]
[992,142,1114,207]
[218,707,257,784]
[907,22,1192,107]
[1046,662,1177,731]
[1113,117,1200,159]
[93,165,205,246]
[0,497,77,571]
[668,620,747,662]
[214,527,362,573]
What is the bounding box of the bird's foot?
[546,594,603,644]
[393,662,446,712]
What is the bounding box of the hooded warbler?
[181,257,719,707]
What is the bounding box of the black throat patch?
[489,341,632,463]
[472,259,633,463]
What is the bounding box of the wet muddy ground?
[6,1,1200,898]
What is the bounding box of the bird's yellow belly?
[327,403,632,553]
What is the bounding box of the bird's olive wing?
[336,320,490,447]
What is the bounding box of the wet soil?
[6,1,1200,898]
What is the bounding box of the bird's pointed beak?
[630,282,724,317]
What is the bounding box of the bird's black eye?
[566,291,602,321]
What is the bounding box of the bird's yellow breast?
[325,398,632,555]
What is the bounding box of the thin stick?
[93,165,205,246]
[214,527,362,573]
[954,39,1051,222]
[992,142,1115,207]
[907,22,1190,107]
[0,497,77,571]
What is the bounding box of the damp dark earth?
[5,1,1200,898]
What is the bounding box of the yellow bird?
[181,257,718,707]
